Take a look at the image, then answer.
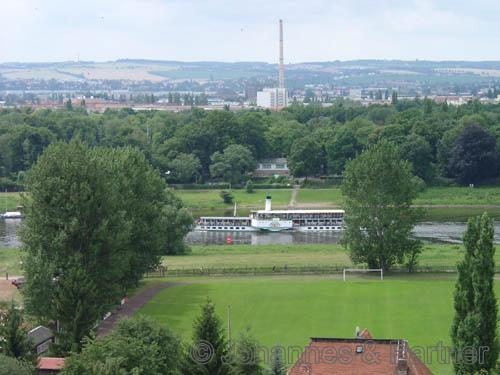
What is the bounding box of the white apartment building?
[256,88,288,109]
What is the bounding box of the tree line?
[1,99,500,189]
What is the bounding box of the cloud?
[0,0,499,62]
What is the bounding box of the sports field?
[138,275,497,374]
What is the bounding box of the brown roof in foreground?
[37,357,65,371]
[288,333,432,375]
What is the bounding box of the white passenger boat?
[195,196,344,232]
[1,211,23,219]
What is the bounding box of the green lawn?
[296,188,344,205]
[162,243,496,271]
[296,187,500,206]
[138,276,496,374]
[0,248,22,275]
[174,189,292,209]
[0,192,22,212]
[2,244,496,275]
[415,187,500,206]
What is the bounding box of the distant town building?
[288,330,432,375]
[256,88,288,109]
[253,158,289,177]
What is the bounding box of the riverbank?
[160,243,494,273]
[1,243,488,277]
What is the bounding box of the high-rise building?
[257,20,288,110]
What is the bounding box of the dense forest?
[1,98,500,189]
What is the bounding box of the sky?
[1,0,500,63]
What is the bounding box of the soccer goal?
[343,268,383,281]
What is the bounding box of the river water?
[1,219,500,248]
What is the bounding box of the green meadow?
[138,275,494,374]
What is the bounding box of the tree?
[210,145,256,184]
[230,328,264,375]
[168,153,201,183]
[270,345,286,375]
[0,302,32,361]
[451,213,498,374]
[288,136,322,177]
[62,316,182,375]
[0,354,34,375]
[325,127,364,175]
[399,134,435,183]
[447,125,500,185]
[341,141,423,271]
[184,299,230,375]
[21,140,191,353]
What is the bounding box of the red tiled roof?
[288,335,432,375]
[37,357,65,370]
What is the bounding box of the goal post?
[343,268,383,281]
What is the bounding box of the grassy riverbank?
[1,243,491,276]
[0,192,22,212]
[161,243,496,272]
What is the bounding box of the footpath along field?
[138,275,500,375]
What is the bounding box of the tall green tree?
[447,124,500,185]
[21,140,191,353]
[210,145,256,184]
[451,213,498,374]
[288,136,322,177]
[185,299,230,375]
[341,141,423,271]
[168,153,202,183]
[270,345,286,375]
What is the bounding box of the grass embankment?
[0,248,22,275]
[161,243,493,272]
[0,192,22,212]
[139,276,499,374]
[297,187,500,206]
[175,189,292,209]
[1,244,490,276]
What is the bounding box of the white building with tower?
[257,19,288,110]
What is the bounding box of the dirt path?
[96,281,187,337]
[288,185,300,208]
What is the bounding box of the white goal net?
[343,268,383,281]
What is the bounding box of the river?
[1,219,499,248]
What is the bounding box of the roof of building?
[288,332,432,375]
[257,158,287,164]
[28,326,54,346]
[253,209,345,214]
[37,357,65,371]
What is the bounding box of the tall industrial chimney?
[278,20,285,89]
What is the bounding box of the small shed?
[36,357,65,374]
[28,326,54,355]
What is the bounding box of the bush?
[219,190,234,204]
[245,180,254,193]
[0,354,34,375]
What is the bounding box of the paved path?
[289,185,300,208]
[96,282,186,337]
